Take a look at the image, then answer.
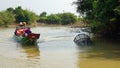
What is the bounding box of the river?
[0,26,120,68]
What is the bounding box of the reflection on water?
[77,38,120,68]
[16,43,41,67]
[19,44,40,59]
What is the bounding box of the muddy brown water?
[0,27,120,68]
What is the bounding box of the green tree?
[38,17,47,23]
[14,6,25,23]
[38,12,77,25]
[7,7,14,13]
[46,14,61,24]
[73,0,93,16]
[74,0,120,38]
[60,12,77,25]
[40,12,47,17]
[14,6,38,24]
[0,11,15,26]
[38,12,47,23]
[23,10,38,24]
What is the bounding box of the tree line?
[0,6,38,27]
[74,0,120,39]
[38,12,77,25]
[0,6,78,27]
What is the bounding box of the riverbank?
[0,22,87,28]
[36,22,89,28]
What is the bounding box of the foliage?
[40,12,47,17]
[7,7,14,13]
[59,13,77,25]
[0,6,78,26]
[0,6,38,25]
[73,0,93,16]
[46,14,61,24]
[38,17,47,23]
[38,12,77,25]
[0,11,15,26]
[74,0,120,38]
[38,12,47,23]
[14,6,38,24]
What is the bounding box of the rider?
[25,27,32,36]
